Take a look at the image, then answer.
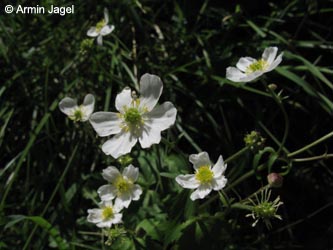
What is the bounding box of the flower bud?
[117,154,133,166]
[267,173,283,188]
[268,83,277,91]
[244,131,265,152]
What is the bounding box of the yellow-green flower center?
[102,206,114,220]
[246,59,268,74]
[96,19,106,32]
[115,177,132,194]
[253,202,276,219]
[124,107,142,127]
[195,165,213,184]
[70,109,83,122]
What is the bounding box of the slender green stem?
[225,146,248,164]
[292,153,333,162]
[264,82,289,155]
[218,190,230,208]
[23,144,79,250]
[288,131,333,157]
[230,203,253,211]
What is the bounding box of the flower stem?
[230,203,253,211]
[292,153,333,162]
[287,131,333,157]
[264,82,289,155]
[225,146,248,164]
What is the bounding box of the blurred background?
[1,0,333,249]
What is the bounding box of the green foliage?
[1,0,333,249]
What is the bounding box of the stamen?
[195,165,213,184]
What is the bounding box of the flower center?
[195,165,213,184]
[102,206,114,220]
[70,108,83,122]
[246,59,268,74]
[96,19,106,32]
[124,107,142,127]
[253,202,276,219]
[115,177,132,194]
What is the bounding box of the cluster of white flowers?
[87,165,142,228]
[59,7,285,231]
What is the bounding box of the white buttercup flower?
[59,94,95,122]
[89,73,177,159]
[87,8,115,45]
[226,47,283,82]
[176,152,228,201]
[87,200,123,228]
[98,165,143,209]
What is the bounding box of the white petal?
[131,184,143,201]
[101,25,114,36]
[190,184,212,200]
[87,208,103,223]
[138,125,161,148]
[115,87,133,113]
[96,221,112,228]
[97,35,103,46]
[112,201,123,213]
[212,155,227,177]
[59,97,78,116]
[104,8,109,23]
[144,101,177,131]
[122,164,139,181]
[262,47,278,65]
[189,152,211,170]
[101,200,114,208]
[115,193,131,208]
[102,132,138,159]
[89,112,122,137]
[110,213,123,224]
[87,27,99,37]
[212,175,228,191]
[226,67,247,82]
[102,166,121,183]
[176,174,200,189]
[139,74,163,111]
[97,184,117,201]
[238,71,263,82]
[236,57,255,72]
[81,94,95,120]
[266,53,283,72]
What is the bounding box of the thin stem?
[292,153,333,162]
[288,131,333,157]
[230,203,253,211]
[225,146,248,164]
[264,82,289,155]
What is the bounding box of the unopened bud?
[267,173,283,188]
[117,154,133,166]
[268,83,277,91]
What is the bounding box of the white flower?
[98,165,143,209]
[87,8,115,46]
[59,94,95,122]
[89,73,177,159]
[87,200,123,228]
[175,152,228,201]
[226,47,283,82]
